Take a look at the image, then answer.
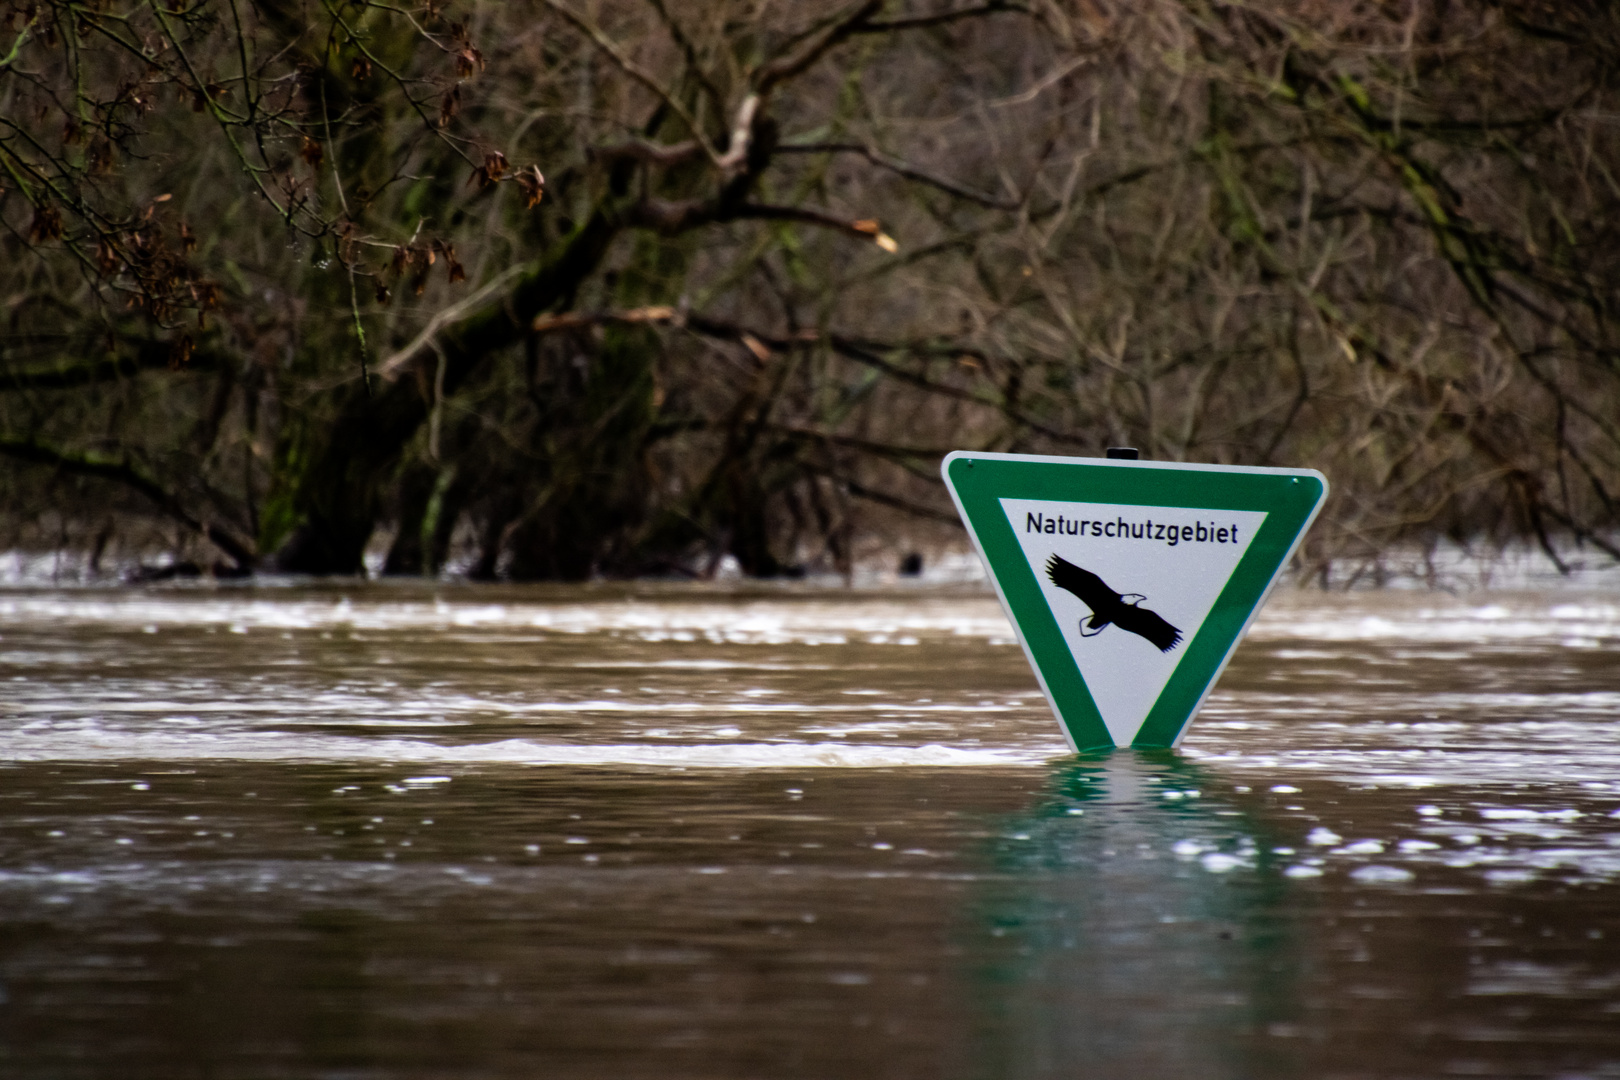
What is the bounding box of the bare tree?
[1,0,1616,580]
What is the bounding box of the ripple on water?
[3,580,1620,1078]
[2,586,1618,789]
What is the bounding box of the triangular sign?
[942,452,1327,750]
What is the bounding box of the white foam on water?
[1247,604,1620,645]
[1,697,1022,718]
[0,594,1019,644]
[0,728,1049,768]
[3,586,1617,648]
[4,584,1618,787]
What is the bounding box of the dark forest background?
[1,0,1618,582]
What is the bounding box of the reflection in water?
[1,582,1619,1077]
[969,753,1305,1079]
[969,752,1620,1079]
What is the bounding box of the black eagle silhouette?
[1045,554,1183,652]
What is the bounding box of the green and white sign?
[942,452,1328,751]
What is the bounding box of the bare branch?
[540,0,723,168]
[804,465,964,526]
[776,141,1021,209]
[0,436,256,569]
[375,265,530,381]
[753,0,883,95]
[0,343,222,393]
[527,305,1087,447]
[590,139,707,167]
[858,2,1031,33]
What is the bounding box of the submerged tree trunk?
[381,460,440,576]
[498,310,666,580]
[264,213,621,574]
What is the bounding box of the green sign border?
[942,452,1327,751]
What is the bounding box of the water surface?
[1,582,1618,1077]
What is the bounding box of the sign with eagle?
[942,452,1327,750]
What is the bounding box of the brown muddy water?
[1,581,1619,1079]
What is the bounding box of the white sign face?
[999,498,1268,746]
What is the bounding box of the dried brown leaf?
[740,333,772,362]
[454,46,485,79]
[515,165,545,208]
[87,137,114,175]
[95,239,120,275]
[27,203,63,243]
[169,333,194,370]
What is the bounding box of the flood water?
[2,580,1619,1078]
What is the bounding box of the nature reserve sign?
[942,452,1328,750]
